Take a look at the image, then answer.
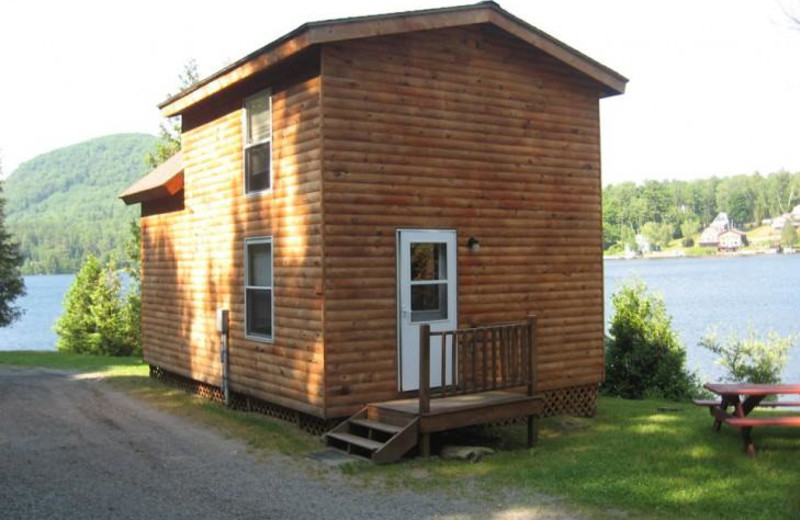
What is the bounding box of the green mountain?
[3,134,158,274]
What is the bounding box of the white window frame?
[244,236,274,342]
[243,89,273,195]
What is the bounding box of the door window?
[409,242,448,322]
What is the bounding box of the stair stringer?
[372,417,420,464]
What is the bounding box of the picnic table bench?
[694,383,800,455]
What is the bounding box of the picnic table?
[694,383,800,455]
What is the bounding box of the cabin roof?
[120,152,184,205]
[159,1,627,117]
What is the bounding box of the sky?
[1,0,799,185]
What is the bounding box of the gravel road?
[0,366,590,520]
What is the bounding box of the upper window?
[245,237,273,341]
[244,90,272,193]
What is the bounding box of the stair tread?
[326,431,384,451]
[350,419,403,434]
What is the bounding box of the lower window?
[245,237,273,340]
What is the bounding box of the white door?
[397,229,457,392]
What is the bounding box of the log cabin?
[121,1,626,461]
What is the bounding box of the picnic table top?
[704,383,800,396]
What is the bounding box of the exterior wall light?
[467,236,480,252]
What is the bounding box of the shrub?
[681,237,694,247]
[55,254,140,356]
[699,328,796,384]
[603,280,699,400]
[781,223,798,247]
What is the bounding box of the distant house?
[792,205,800,223]
[718,229,748,251]
[699,226,721,247]
[710,212,730,232]
[772,216,788,230]
[699,212,731,246]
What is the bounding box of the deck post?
[419,324,431,415]
[526,314,537,397]
[419,324,431,457]
[526,314,538,448]
[420,433,431,457]
[527,416,538,447]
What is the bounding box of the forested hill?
[4,134,158,274]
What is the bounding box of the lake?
[2,255,800,383]
[605,254,800,383]
[0,274,74,351]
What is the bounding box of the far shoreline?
[604,249,798,261]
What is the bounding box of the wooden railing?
[419,315,537,414]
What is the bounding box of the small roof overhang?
[158,1,627,117]
[120,152,184,205]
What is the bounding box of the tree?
[54,254,137,356]
[781,222,798,247]
[0,157,26,327]
[121,220,141,354]
[680,218,700,241]
[603,280,698,400]
[54,255,103,353]
[640,180,671,223]
[145,59,201,168]
[716,175,754,228]
[700,328,796,384]
[602,222,620,250]
[640,221,673,250]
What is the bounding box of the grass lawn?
[0,350,149,376]
[3,351,799,519]
[384,399,800,520]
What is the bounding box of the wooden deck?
[324,317,544,462]
[370,389,543,434]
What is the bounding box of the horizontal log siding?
[321,25,604,417]
[141,73,325,417]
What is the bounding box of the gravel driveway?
[0,366,590,520]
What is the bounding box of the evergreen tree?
[55,255,103,353]
[54,255,137,356]
[88,263,128,356]
[0,167,26,326]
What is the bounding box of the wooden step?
[325,431,384,452]
[350,419,403,435]
[323,406,420,463]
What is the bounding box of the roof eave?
[158,1,627,118]
[120,174,183,205]
[120,153,184,205]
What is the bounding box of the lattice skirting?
[541,383,598,418]
[148,365,339,436]
[487,384,598,428]
[149,365,598,435]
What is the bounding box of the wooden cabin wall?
[141,58,325,417]
[320,25,605,418]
